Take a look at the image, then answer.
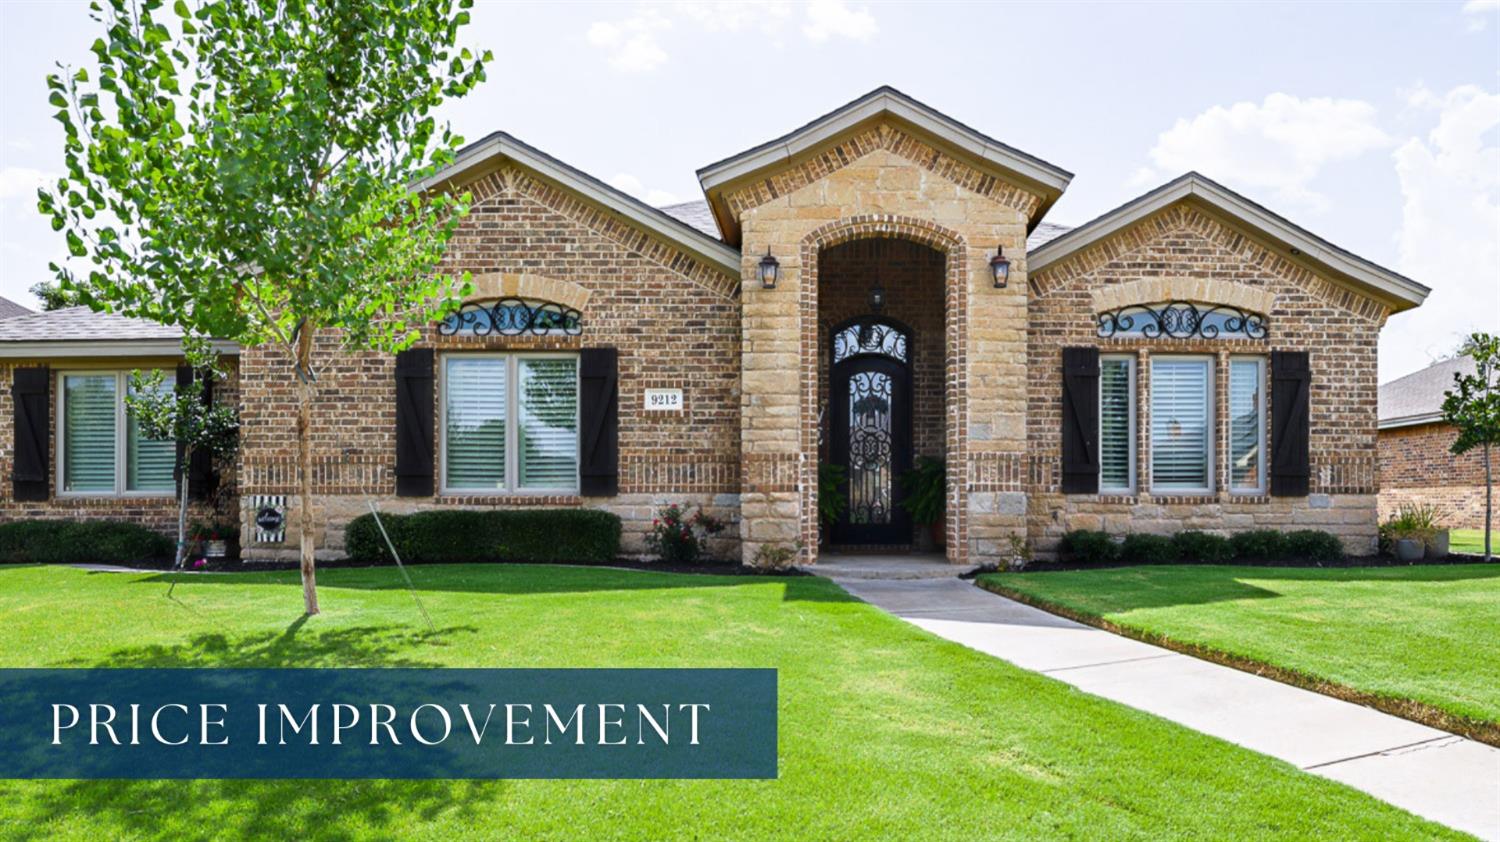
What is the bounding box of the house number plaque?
[644,388,684,412]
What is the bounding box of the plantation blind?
[126,379,175,493]
[1229,358,1264,491]
[63,374,117,493]
[1099,357,1133,492]
[518,357,579,490]
[444,357,507,490]
[1150,358,1211,492]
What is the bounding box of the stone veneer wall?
[0,358,240,533]
[1378,421,1489,529]
[237,162,743,561]
[1027,204,1389,556]
[731,121,1038,566]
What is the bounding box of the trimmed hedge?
[1285,529,1344,562]
[1059,530,1119,564]
[0,520,172,564]
[344,509,622,565]
[1119,533,1181,565]
[1230,529,1289,561]
[1172,531,1234,563]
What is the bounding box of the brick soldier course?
[0,87,1432,564]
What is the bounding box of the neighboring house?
[0,297,32,320]
[1378,356,1487,529]
[0,87,1430,564]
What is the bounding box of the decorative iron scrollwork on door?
[833,321,908,363]
[847,370,894,525]
[1096,301,1268,340]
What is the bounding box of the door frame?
[828,315,914,546]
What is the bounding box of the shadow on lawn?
[63,617,476,669]
[0,777,501,841]
[139,564,858,603]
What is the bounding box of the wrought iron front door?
[830,346,912,546]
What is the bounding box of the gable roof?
[0,306,238,358]
[1379,355,1476,429]
[1029,172,1430,313]
[696,86,1074,244]
[415,131,740,275]
[658,200,720,238]
[0,296,32,320]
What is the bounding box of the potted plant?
[817,463,847,547]
[899,456,946,550]
[1382,504,1432,562]
[190,520,240,560]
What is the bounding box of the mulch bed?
[75,556,807,577]
[970,552,1495,576]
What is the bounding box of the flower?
[192,558,208,570]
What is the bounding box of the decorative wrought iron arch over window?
[438,298,583,337]
[1097,301,1268,340]
[831,317,912,364]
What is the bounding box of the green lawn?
[0,565,1465,841]
[1451,529,1495,555]
[982,564,1500,731]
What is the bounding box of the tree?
[29,281,78,311]
[1441,332,1500,560]
[39,0,488,614]
[124,336,239,572]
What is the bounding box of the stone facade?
[1378,421,1490,529]
[1027,204,1388,556]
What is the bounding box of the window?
[441,354,579,493]
[1229,357,1266,493]
[57,371,175,496]
[1098,355,1136,493]
[1150,357,1213,493]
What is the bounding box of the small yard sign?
[644,388,684,412]
[253,496,287,543]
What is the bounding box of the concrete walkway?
[831,575,1500,840]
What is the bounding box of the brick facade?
[1378,421,1490,529]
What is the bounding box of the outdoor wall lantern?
[868,284,886,314]
[990,245,1011,288]
[758,248,780,289]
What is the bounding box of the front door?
[829,318,913,546]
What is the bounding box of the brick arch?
[1091,277,1276,317]
[464,272,592,313]
[797,215,970,564]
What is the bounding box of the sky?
[1,0,1497,381]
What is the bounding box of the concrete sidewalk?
[832,576,1500,840]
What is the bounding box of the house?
[1379,356,1487,529]
[0,87,1430,565]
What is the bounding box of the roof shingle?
[1379,356,1476,426]
[0,306,184,343]
[0,296,33,320]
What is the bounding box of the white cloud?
[801,0,877,42]
[1463,0,1498,31]
[1381,84,1500,380]
[673,1,792,33]
[586,10,671,73]
[1136,93,1391,211]
[0,166,52,201]
[608,173,680,207]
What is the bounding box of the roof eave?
[1378,412,1445,430]
[1029,173,1431,313]
[0,339,240,358]
[416,132,742,276]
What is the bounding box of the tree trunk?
[1485,442,1492,561]
[175,454,191,570]
[296,354,320,616]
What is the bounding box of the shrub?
[344,509,622,565]
[645,503,727,564]
[1172,531,1234,563]
[0,520,171,564]
[1231,529,1289,561]
[1119,533,1181,565]
[1059,530,1119,564]
[1285,529,1345,562]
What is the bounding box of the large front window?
[441,354,579,493]
[58,371,175,495]
[1150,357,1213,493]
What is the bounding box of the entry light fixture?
[758,248,780,289]
[868,284,886,314]
[990,245,1011,288]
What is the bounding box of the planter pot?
[1425,530,1450,559]
[203,540,229,559]
[1394,538,1424,562]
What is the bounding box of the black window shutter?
[174,365,218,501]
[1270,351,1310,496]
[394,348,435,497]
[579,347,619,497]
[1060,347,1100,494]
[11,366,50,502]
